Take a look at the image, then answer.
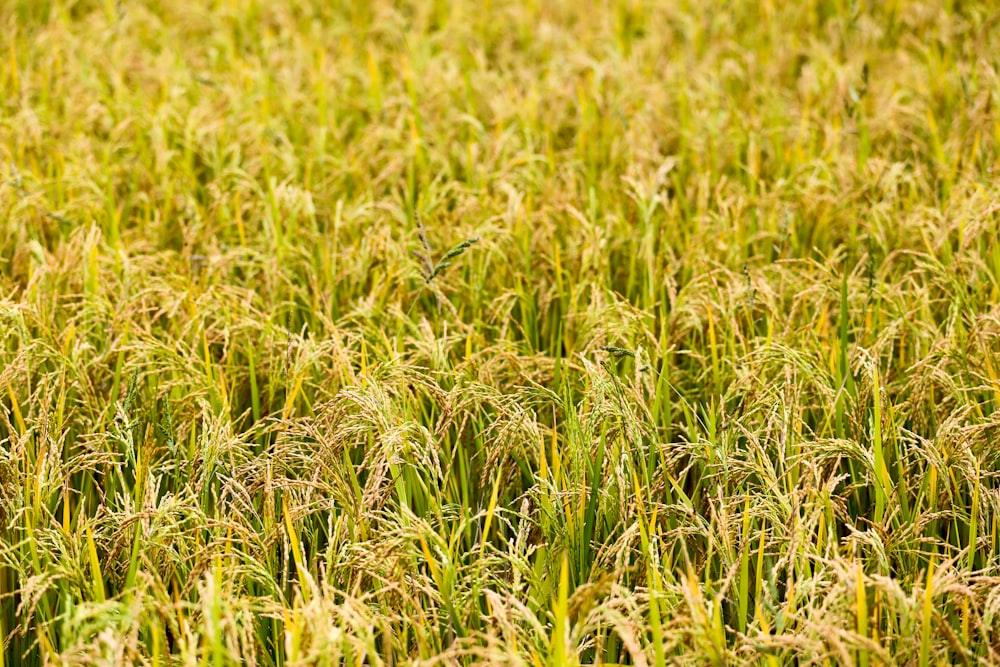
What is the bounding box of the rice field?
[2,0,1000,664]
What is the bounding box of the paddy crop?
[1,1,999,664]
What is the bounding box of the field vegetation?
[2,0,1000,664]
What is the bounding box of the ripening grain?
[1,1,999,665]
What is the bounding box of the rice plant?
[1,0,999,665]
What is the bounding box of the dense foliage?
[1,1,999,664]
